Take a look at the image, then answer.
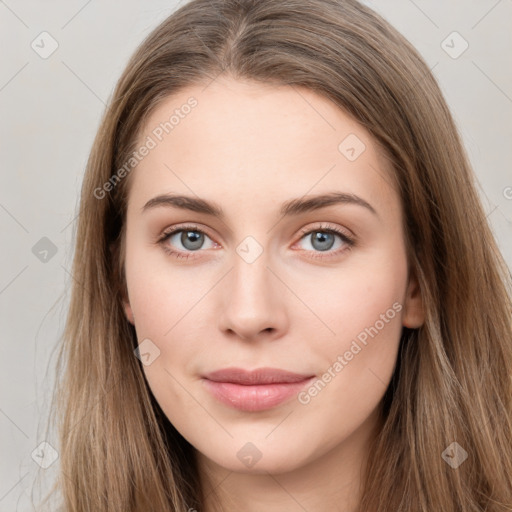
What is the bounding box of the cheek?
[124,247,216,411]
[124,239,206,339]
[290,246,407,354]
[293,285,403,464]
[291,246,406,420]
[298,272,404,405]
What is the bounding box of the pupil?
[182,231,203,250]
[312,232,334,251]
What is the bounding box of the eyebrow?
[142,192,378,219]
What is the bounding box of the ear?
[110,239,135,325]
[402,269,425,328]
[123,297,135,325]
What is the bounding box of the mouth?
[201,367,316,412]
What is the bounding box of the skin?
[122,76,424,512]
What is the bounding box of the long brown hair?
[47,0,512,510]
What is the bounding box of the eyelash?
[157,223,355,261]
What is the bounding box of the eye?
[294,224,355,259]
[157,223,355,261]
[158,224,217,259]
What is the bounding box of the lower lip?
[202,377,314,412]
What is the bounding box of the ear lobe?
[402,272,425,328]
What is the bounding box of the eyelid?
[157,223,215,242]
[296,222,354,241]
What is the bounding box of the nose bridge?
[232,253,270,305]
[218,245,287,340]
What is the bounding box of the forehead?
[129,77,398,217]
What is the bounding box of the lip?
[201,367,315,412]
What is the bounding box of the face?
[122,76,424,476]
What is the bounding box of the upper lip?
[203,367,314,385]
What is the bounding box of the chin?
[195,436,317,475]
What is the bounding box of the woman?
[48,0,512,510]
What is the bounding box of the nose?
[217,253,289,342]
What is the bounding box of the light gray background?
[1,1,511,510]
